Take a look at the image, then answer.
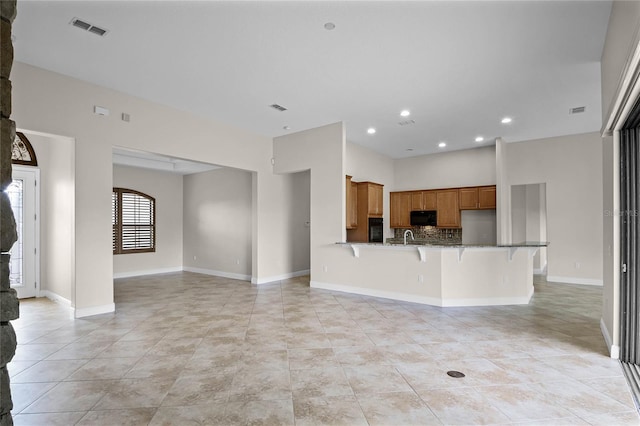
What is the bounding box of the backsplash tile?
[391,226,462,244]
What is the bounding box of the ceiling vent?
[398,119,416,126]
[70,17,109,37]
[569,106,586,114]
[269,104,288,112]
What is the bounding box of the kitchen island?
[310,242,548,307]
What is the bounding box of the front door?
[7,167,39,299]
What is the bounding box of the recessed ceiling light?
[475,136,484,142]
[501,117,512,124]
[438,142,446,148]
[400,110,410,117]
[367,128,376,135]
[324,22,336,30]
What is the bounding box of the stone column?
[0,2,19,425]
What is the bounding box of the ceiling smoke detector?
[569,106,586,114]
[70,17,109,37]
[269,104,288,112]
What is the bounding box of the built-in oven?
[368,217,383,243]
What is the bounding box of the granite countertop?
[337,241,549,248]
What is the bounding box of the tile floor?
[7,272,640,425]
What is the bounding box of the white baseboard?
[41,290,72,308]
[41,290,74,319]
[600,317,620,359]
[310,281,532,307]
[251,270,310,285]
[183,266,251,282]
[113,267,183,279]
[74,303,115,318]
[546,275,603,286]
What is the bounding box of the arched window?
[112,188,156,254]
[12,132,38,166]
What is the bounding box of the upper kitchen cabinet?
[345,176,358,229]
[478,185,496,209]
[459,185,496,210]
[362,182,383,216]
[459,187,479,210]
[390,192,411,228]
[436,189,461,228]
[410,190,437,211]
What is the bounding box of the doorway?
[510,183,548,274]
[7,167,40,299]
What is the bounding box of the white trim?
[41,290,72,308]
[183,266,250,282]
[310,281,533,307]
[74,303,115,318]
[251,269,311,285]
[546,275,603,286]
[41,290,74,319]
[113,266,183,279]
[603,25,640,135]
[601,317,620,359]
[11,166,41,299]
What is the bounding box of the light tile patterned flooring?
[8,272,640,425]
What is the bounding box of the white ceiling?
[13,1,611,159]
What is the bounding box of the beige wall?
[345,142,395,238]
[182,167,252,279]
[505,132,603,284]
[24,132,75,303]
[394,145,496,190]
[461,210,497,245]
[273,122,345,283]
[600,1,640,356]
[12,62,289,316]
[394,145,497,241]
[112,165,183,277]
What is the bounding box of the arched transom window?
[12,132,38,166]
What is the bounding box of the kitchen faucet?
[403,229,415,245]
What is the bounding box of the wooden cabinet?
[423,190,437,210]
[459,187,478,210]
[347,181,384,242]
[410,192,423,211]
[390,192,411,228]
[366,183,383,216]
[390,186,493,229]
[345,176,358,229]
[409,190,437,211]
[478,186,496,209]
[436,189,461,228]
[459,185,496,210]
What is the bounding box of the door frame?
[11,165,41,298]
